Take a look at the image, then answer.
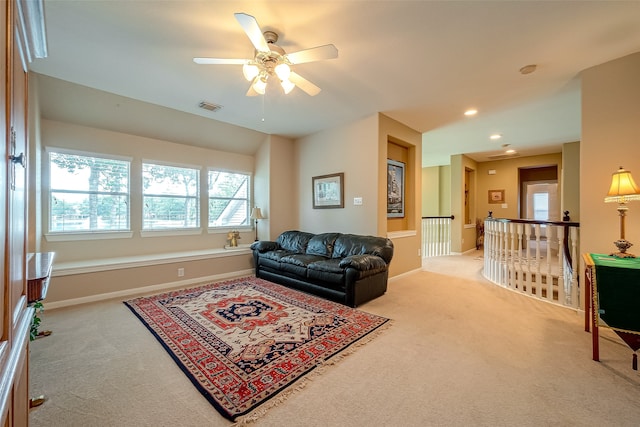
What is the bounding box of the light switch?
[502,203,508,208]
[353,197,363,205]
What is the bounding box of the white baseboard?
[45,269,254,310]
[388,268,423,282]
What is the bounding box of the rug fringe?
[231,319,393,425]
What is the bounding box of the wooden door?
[0,0,32,424]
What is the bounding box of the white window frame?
[141,160,201,234]
[44,147,133,241]
[207,168,252,233]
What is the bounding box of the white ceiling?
[30,1,640,166]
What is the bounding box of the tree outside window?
[142,163,200,229]
[49,150,130,232]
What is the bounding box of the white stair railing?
[421,216,454,257]
[482,217,580,309]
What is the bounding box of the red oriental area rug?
[124,277,390,422]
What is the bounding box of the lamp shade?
[280,78,295,94]
[252,76,267,95]
[250,207,264,220]
[242,63,259,81]
[605,167,640,203]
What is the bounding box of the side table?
[27,251,55,408]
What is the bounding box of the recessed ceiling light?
[464,109,477,116]
[490,134,502,140]
[506,149,516,154]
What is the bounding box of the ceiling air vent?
[198,101,223,112]
[487,153,520,160]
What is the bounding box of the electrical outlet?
[353,197,363,205]
[178,268,185,277]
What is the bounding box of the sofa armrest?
[339,254,387,271]
[250,240,279,252]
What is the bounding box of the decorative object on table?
[387,159,405,217]
[488,189,505,204]
[604,166,640,258]
[312,172,344,209]
[250,206,264,241]
[226,230,240,247]
[124,277,389,422]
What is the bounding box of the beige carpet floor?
[29,251,640,426]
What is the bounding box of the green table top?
[590,253,640,269]
[589,253,640,333]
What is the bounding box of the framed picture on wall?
[387,159,405,217]
[312,173,344,209]
[488,189,505,204]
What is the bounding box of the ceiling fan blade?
[286,44,338,64]
[193,58,249,65]
[289,72,321,96]
[234,12,270,53]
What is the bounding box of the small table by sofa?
[27,251,55,408]
[583,253,640,369]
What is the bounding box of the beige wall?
[295,113,422,277]
[379,114,423,275]
[254,135,297,241]
[439,165,451,216]
[562,141,580,221]
[475,153,563,220]
[296,114,379,235]
[422,166,440,216]
[39,119,256,262]
[450,155,478,253]
[48,253,253,304]
[581,51,640,258]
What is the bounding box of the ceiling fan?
[193,13,338,96]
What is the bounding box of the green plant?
[30,301,44,341]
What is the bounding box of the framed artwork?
[312,173,344,209]
[488,189,505,204]
[387,159,405,217]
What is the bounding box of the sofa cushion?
[250,240,279,252]
[307,259,345,288]
[306,232,341,257]
[260,249,297,262]
[333,234,394,264]
[280,254,328,267]
[308,258,344,273]
[339,254,388,271]
[277,230,315,253]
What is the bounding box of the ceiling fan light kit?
[193,13,338,97]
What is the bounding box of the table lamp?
[250,207,264,241]
[605,167,640,258]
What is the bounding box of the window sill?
[45,231,134,242]
[140,228,202,238]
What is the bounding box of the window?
[142,162,200,230]
[208,170,250,228]
[533,192,549,221]
[48,150,130,232]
